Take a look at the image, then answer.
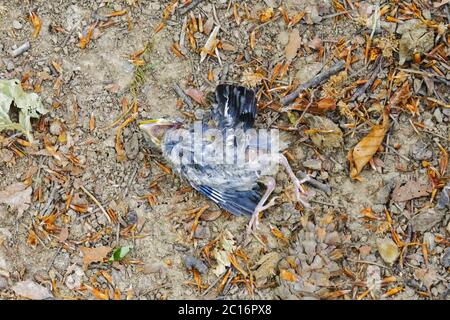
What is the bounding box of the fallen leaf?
[258,7,274,22]
[376,237,399,264]
[391,180,431,202]
[317,98,336,111]
[253,252,281,282]
[348,111,389,179]
[241,69,264,88]
[200,26,219,63]
[12,280,53,300]
[280,269,298,282]
[285,30,301,62]
[0,182,32,216]
[109,245,133,262]
[185,88,206,105]
[29,12,42,38]
[80,246,112,269]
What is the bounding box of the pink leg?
[247,176,278,234]
[279,154,310,208]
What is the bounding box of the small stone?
[49,121,63,136]
[277,31,289,46]
[442,249,450,268]
[433,108,443,123]
[6,60,14,71]
[376,237,399,264]
[423,232,435,251]
[302,240,316,258]
[0,276,7,289]
[184,255,208,274]
[410,209,444,232]
[12,20,22,30]
[303,159,322,171]
[125,133,139,160]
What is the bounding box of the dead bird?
[139,84,310,233]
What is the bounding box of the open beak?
[138,119,180,146]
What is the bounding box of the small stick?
[382,143,411,162]
[351,56,382,102]
[173,84,194,108]
[310,199,345,208]
[297,171,331,195]
[80,185,112,224]
[178,0,204,15]
[281,60,345,105]
[11,41,30,58]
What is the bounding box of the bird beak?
[139,119,180,146]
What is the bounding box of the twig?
[11,42,30,58]
[309,199,345,208]
[173,84,194,108]
[40,184,59,216]
[80,185,111,224]
[347,258,389,269]
[351,56,382,102]
[297,171,331,195]
[382,143,411,162]
[281,60,345,105]
[201,275,223,296]
[179,0,204,15]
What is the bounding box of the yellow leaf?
[30,12,42,38]
[280,269,298,282]
[348,110,389,179]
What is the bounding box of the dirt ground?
[0,0,449,300]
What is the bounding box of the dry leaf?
[200,26,219,63]
[12,280,53,300]
[258,7,274,22]
[348,111,389,179]
[185,88,206,105]
[317,98,336,111]
[0,182,32,216]
[280,269,298,282]
[285,30,301,62]
[241,69,264,88]
[29,12,42,38]
[391,180,431,202]
[80,246,112,269]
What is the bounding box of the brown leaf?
[29,12,42,38]
[241,69,264,88]
[280,269,298,282]
[348,111,389,179]
[258,7,274,22]
[391,180,431,202]
[0,182,32,216]
[80,246,112,269]
[317,98,336,111]
[185,88,206,105]
[285,30,301,62]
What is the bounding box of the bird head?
[139,119,181,147]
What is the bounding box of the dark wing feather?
[194,184,261,216]
[213,84,257,129]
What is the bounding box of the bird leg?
[279,154,310,208]
[247,176,277,234]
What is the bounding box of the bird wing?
[213,84,257,129]
[194,184,261,216]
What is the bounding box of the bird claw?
[294,176,311,208]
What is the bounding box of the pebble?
[303,159,322,171]
[12,20,22,30]
[433,108,443,123]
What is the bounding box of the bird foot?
[293,176,311,208]
[246,196,280,234]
